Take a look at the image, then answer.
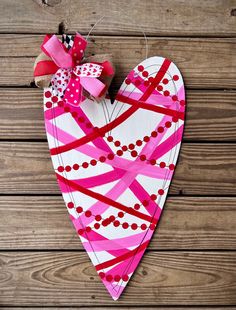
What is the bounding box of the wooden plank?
[0,0,236,36]
[0,142,235,195]
[0,251,235,305]
[0,196,235,250]
[1,36,236,88]
[1,88,236,141]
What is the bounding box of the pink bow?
[41,33,112,106]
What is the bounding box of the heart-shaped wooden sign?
[43,56,185,300]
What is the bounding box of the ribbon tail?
[63,74,84,106]
[80,77,106,99]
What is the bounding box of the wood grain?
[1,36,236,88]
[1,88,236,141]
[0,0,236,36]
[0,251,235,305]
[0,142,235,195]
[0,196,235,250]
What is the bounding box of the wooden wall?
[0,0,236,308]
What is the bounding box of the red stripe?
[50,105,137,155]
[116,93,184,120]
[95,239,149,271]
[56,173,157,224]
[50,59,171,156]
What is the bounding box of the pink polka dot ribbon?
[34,32,114,105]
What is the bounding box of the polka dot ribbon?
[34,32,114,106]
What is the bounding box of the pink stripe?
[82,231,149,251]
[150,124,184,160]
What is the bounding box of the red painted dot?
[172,116,179,123]
[71,111,78,118]
[45,101,52,108]
[157,85,163,91]
[45,91,51,98]
[102,219,109,227]
[136,140,142,146]
[107,153,114,160]
[65,165,71,172]
[82,162,89,168]
[85,226,91,233]
[141,224,147,230]
[109,215,115,222]
[78,229,84,235]
[95,214,102,221]
[164,90,170,97]
[125,78,131,85]
[138,65,144,72]
[131,150,138,157]
[122,274,129,282]
[135,79,141,86]
[58,166,64,172]
[114,274,121,282]
[122,222,129,229]
[67,202,74,209]
[143,200,149,207]
[106,274,113,282]
[158,189,164,195]
[78,116,84,122]
[172,95,178,101]
[64,106,70,112]
[99,156,106,162]
[107,136,113,142]
[162,78,169,85]
[85,210,92,217]
[116,150,123,156]
[151,194,157,200]
[151,131,157,138]
[144,80,150,87]
[160,162,166,168]
[180,100,186,106]
[94,223,100,229]
[90,159,97,166]
[158,126,164,133]
[114,140,121,147]
[76,206,83,213]
[165,121,172,128]
[51,96,58,103]
[134,203,140,210]
[113,220,120,227]
[140,154,146,161]
[148,77,154,83]
[58,100,64,107]
[143,136,150,143]
[169,164,175,170]
[128,143,135,150]
[142,71,148,78]
[150,223,155,230]
[150,159,156,165]
[173,75,179,81]
[131,223,138,230]
[122,145,128,151]
[116,212,124,219]
[99,272,105,279]
[73,163,79,170]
